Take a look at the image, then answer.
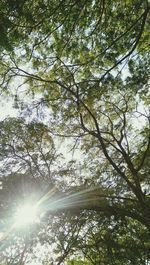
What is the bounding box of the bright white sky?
[0,97,18,121]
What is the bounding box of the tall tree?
[0,0,150,264]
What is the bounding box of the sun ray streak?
[1,186,101,242]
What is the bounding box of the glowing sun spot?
[14,204,38,227]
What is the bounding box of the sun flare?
[14,204,38,227]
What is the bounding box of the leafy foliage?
[0,0,150,264]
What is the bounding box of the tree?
[0,0,150,264]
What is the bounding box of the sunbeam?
[1,186,99,242]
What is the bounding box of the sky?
[0,97,18,121]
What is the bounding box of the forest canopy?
[0,0,150,264]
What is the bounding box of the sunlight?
[14,204,38,227]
